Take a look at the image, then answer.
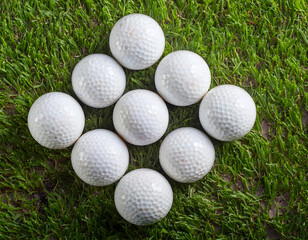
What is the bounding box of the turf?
[0,0,307,239]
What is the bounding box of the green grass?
[1,0,307,239]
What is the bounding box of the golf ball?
[28,92,85,149]
[159,127,215,183]
[155,50,211,106]
[113,89,169,146]
[199,85,256,141]
[114,168,173,225]
[109,13,165,70]
[71,129,129,186]
[72,54,126,108]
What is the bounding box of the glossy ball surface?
[159,127,215,183]
[114,168,173,225]
[113,90,169,146]
[71,129,129,186]
[155,50,211,106]
[109,14,165,70]
[72,54,126,108]
[199,85,256,141]
[28,92,85,149]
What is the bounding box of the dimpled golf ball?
[199,85,256,141]
[159,127,215,183]
[113,89,169,146]
[71,129,129,186]
[28,92,85,149]
[109,13,165,70]
[155,50,211,106]
[114,168,173,225]
[72,54,126,108]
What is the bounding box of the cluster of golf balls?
[28,14,256,225]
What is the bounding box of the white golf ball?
[155,50,211,106]
[114,168,173,225]
[159,127,215,183]
[113,89,169,146]
[71,129,129,186]
[199,85,256,141]
[109,13,165,70]
[28,92,85,149]
[72,54,126,108]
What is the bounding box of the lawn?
[0,0,307,239]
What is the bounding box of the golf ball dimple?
[71,129,129,186]
[159,127,215,183]
[155,50,211,106]
[113,89,169,146]
[72,54,126,108]
[109,14,165,70]
[114,168,173,225]
[199,84,257,141]
[28,92,85,149]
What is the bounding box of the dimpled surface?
[159,127,215,183]
[72,54,126,108]
[109,14,165,70]
[71,129,129,186]
[199,85,256,141]
[113,90,169,146]
[114,168,173,225]
[155,50,211,106]
[28,92,85,149]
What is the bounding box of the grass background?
[1,0,307,239]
